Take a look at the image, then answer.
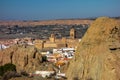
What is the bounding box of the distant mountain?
[0,19,93,27]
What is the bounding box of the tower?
[70,28,75,39]
[49,34,55,43]
[34,40,44,49]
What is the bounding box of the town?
[0,26,84,79]
[0,0,120,79]
[0,24,89,39]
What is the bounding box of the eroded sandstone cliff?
[0,45,42,73]
[66,17,120,80]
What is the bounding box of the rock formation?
[0,45,42,73]
[66,17,120,80]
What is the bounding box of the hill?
[66,17,120,80]
[0,19,93,27]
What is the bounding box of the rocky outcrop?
[0,45,42,73]
[66,17,120,80]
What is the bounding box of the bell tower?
[70,28,75,39]
[49,34,55,43]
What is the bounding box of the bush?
[3,63,16,72]
[0,66,4,76]
[42,56,47,62]
[0,63,16,76]
[20,71,29,76]
[2,71,21,80]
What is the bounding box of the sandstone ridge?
[66,17,120,80]
[0,45,42,73]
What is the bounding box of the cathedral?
[35,28,80,49]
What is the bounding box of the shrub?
[0,66,4,76]
[2,71,21,80]
[0,63,16,76]
[20,71,29,76]
[42,56,47,62]
[3,63,16,72]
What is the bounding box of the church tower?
[70,28,75,39]
[49,34,55,43]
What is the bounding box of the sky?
[0,0,120,20]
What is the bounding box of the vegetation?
[20,71,29,76]
[0,66,4,76]
[0,63,16,76]
[42,56,47,62]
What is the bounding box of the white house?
[35,71,55,78]
[0,44,9,50]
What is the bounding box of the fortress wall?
[44,42,66,48]
[67,39,79,48]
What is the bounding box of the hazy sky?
[0,0,120,20]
